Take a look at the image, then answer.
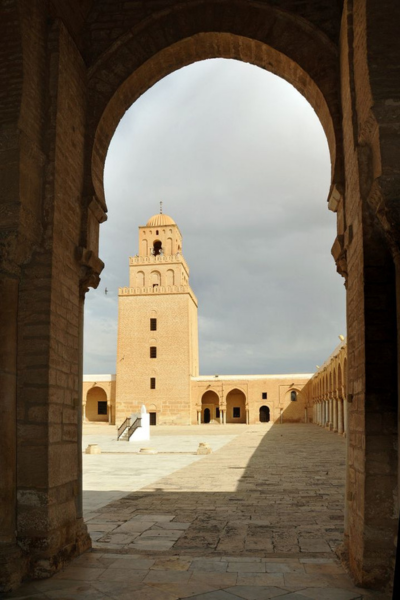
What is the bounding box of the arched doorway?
[84,27,396,588]
[147,404,157,426]
[259,405,270,423]
[201,390,220,423]
[226,389,246,424]
[86,387,108,422]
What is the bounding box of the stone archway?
[89,29,342,213]
[226,389,246,424]
[201,390,220,424]
[85,386,108,422]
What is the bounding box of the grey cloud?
[84,58,345,376]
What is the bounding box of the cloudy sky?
[83,59,346,376]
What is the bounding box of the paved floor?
[5,424,391,599]
[82,424,238,512]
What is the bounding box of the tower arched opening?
[153,240,162,256]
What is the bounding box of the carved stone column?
[333,396,338,433]
[338,397,344,435]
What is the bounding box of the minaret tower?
[115,208,199,425]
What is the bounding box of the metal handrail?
[117,417,130,440]
[127,417,142,440]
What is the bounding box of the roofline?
[192,374,313,381]
[83,374,116,382]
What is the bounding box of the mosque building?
[83,211,334,427]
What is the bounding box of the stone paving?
[5,424,391,599]
[82,424,238,512]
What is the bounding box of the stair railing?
[127,417,142,440]
[117,417,130,440]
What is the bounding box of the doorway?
[259,405,270,423]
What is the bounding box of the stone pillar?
[108,405,112,425]
[12,21,96,585]
[197,411,201,425]
[338,398,344,435]
[343,397,347,436]
[0,276,24,590]
[77,297,84,521]
[328,398,333,429]
[333,397,338,433]
[340,2,399,586]
[246,408,249,424]
[0,277,18,547]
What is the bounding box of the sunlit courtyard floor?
[6,424,390,599]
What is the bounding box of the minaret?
[115,209,199,425]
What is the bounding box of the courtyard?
[6,424,390,599]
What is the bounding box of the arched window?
[291,390,297,402]
[151,271,161,287]
[153,240,162,256]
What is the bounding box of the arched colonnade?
[309,342,347,437]
[199,387,249,425]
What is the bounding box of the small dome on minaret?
[146,214,175,227]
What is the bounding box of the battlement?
[119,284,198,305]
[130,253,189,274]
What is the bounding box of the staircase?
[117,416,142,441]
